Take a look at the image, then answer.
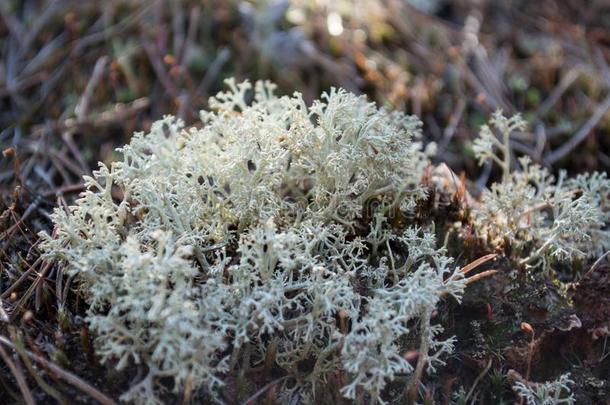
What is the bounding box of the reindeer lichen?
[472,111,610,271]
[513,373,575,405]
[40,79,465,403]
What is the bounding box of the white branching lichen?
[513,373,575,405]
[472,111,610,270]
[40,79,464,403]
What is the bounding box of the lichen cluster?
[40,80,608,404]
[473,111,610,271]
[40,80,464,403]
[512,373,575,405]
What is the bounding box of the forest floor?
[1,0,609,403]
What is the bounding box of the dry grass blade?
[581,250,610,280]
[9,261,52,322]
[10,328,67,404]
[42,182,85,198]
[465,358,493,402]
[0,256,42,300]
[0,344,35,405]
[544,94,610,165]
[535,69,580,118]
[242,376,288,405]
[465,269,498,285]
[75,56,109,122]
[460,253,498,275]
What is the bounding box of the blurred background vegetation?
[2,0,609,192]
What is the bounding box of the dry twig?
[0,335,116,405]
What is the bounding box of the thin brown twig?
[75,56,108,122]
[581,250,610,280]
[42,183,85,197]
[30,97,150,138]
[142,40,180,99]
[405,309,432,404]
[242,376,288,405]
[544,93,610,165]
[465,358,493,403]
[0,335,117,405]
[50,149,87,178]
[0,72,48,98]
[20,1,64,58]
[0,257,42,300]
[465,269,498,285]
[197,47,231,98]
[0,2,25,45]
[460,253,498,275]
[10,328,67,404]
[0,199,41,241]
[440,99,466,149]
[0,344,35,405]
[535,69,580,118]
[0,370,21,402]
[10,260,53,322]
[180,6,201,67]
[49,153,72,185]
[69,1,156,57]
[61,131,89,174]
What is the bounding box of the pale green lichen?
[513,373,575,405]
[40,79,464,404]
[472,111,610,271]
[39,81,610,404]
